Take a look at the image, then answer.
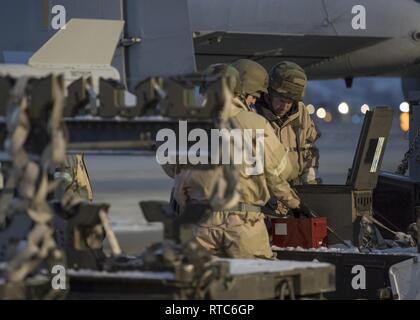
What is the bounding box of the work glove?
[289,203,313,219]
[262,199,294,218]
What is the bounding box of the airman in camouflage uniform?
[166,61,310,259]
[255,61,321,187]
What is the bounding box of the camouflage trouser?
[194,211,275,260]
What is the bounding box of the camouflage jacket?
[255,97,321,185]
[169,97,301,213]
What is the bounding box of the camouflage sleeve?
[305,110,320,142]
[301,109,321,184]
[263,122,301,209]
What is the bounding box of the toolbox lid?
[346,107,394,190]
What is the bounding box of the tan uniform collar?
[281,105,301,128]
[256,98,303,129]
[232,97,249,114]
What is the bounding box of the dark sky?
[305,77,404,113]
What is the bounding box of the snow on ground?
[223,258,332,275]
[272,245,419,256]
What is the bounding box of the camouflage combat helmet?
[268,61,307,101]
[231,59,269,98]
[200,63,242,96]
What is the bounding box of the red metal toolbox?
[272,217,328,249]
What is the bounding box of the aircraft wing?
[189,0,398,75]
[194,32,389,71]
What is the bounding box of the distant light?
[352,114,362,125]
[324,112,333,123]
[306,104,315,115]
[316,108,327,119]
[400,102,410,113]
[400,112,410,132]
[361,104,370,114]
[338,102,349,114]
